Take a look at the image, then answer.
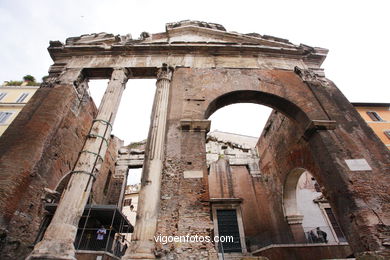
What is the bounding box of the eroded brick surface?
[155,67,389,259]
[0,85,98,259]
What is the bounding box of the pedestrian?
[96,225,107,249]
[316,227,328,243]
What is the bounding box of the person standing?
[316,227,328,243]
[96,225,107,250]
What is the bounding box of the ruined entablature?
[116,141,146,168]
[206,131,261,176]
[65,32,122,46]
[48,20,328,69]
[125,183,141,194]
[166,20,227,32]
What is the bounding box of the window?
[0,112,13,124]
[0,93,7,101]
[366,111,383,121]
[16,93,29,103]
[384,130,390,140]
[124,198,132,207]
[216,209,242,252]
[324,208,346,242]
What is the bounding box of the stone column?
[115,149,132,210]
[124,64,173,259]
[27,68,129,260]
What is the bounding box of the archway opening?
[204,91,346,255]
[204,90,310,128]
[283,169,347,244]
[208,103,272,137]
[206,102,276,254]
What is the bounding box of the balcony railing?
[246,225,348,253]
[75,228,128,257]
[36,203,134,258]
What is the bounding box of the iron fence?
[75,227,128,257]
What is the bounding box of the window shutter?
[366,111,383,121]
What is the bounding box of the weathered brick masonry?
[0,85,123,259]
[0,20,388,259]
[156,67,390,258]
[0,85,97,259]
[256,80,390,257]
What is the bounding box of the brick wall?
[92,135,123,206]
[0,85,97,259]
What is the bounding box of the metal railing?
[75,228,128,257]
[246,225,348,253]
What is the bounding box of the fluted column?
[124,64,173,259]
[27,68,129,260]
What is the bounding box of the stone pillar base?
[26,223,77,260]
[27,256,76,260]
[26,241,76,260]
[123,240,156,259]
[356,251,387,260]
[26,247,76,260]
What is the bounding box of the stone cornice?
[0,86,39,89]
[48,43,327,67]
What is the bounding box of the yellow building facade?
[0,85,39,135]
[353,103,390,149]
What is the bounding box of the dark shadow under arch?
[54,172,72,199]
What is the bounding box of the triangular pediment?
[142,23,296,49]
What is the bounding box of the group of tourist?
[308,227,328,243]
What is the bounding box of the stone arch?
[204,90,309,126]
[187,67,386,255]
[0,21,387,260]
[181,68,330,131]
[41,171,73,204]
[53,171,72,196]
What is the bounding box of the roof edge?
[352,102,390,107]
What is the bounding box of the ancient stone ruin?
[0,20,389,260]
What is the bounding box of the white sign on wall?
[345,159,372,171]
[183,170,203,178]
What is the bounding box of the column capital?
[57,68,85,86]
[113,67,132,77]
[157,63,174,82]
[111,68,131,87]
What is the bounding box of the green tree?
[23,75,36,82]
